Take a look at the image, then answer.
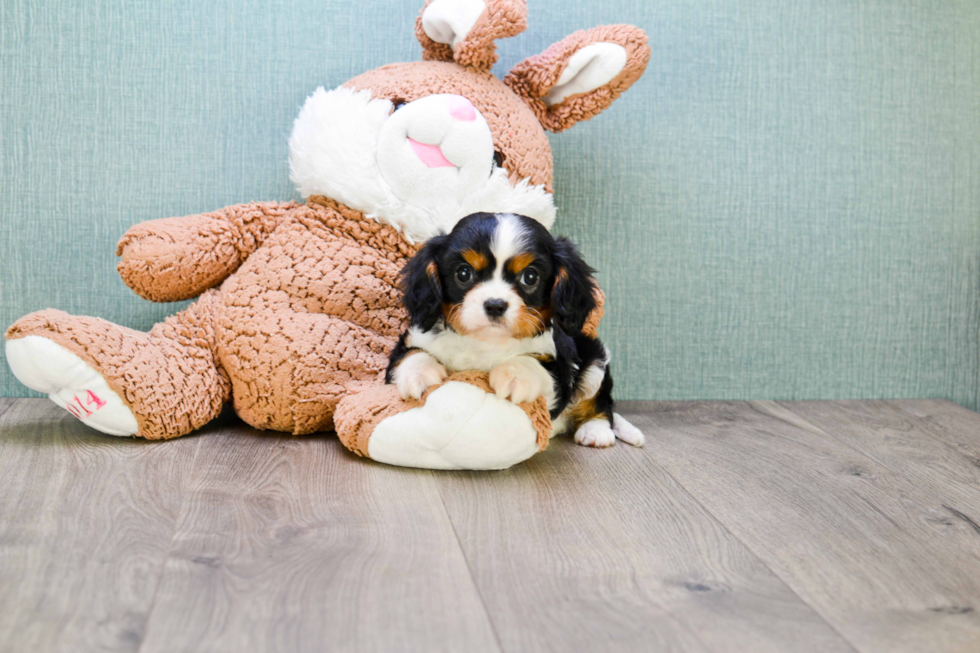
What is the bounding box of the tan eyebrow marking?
[462,249,489,270]
[507,252,536,274]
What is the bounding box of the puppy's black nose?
[484,299,509,319]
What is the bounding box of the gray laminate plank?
[138,426,499,653]
[624,401,980,653]
[0,399,200,653]
[887,399,980,473]
[0,398,16,420]
[434,434,856,653]
[766,399,980,524]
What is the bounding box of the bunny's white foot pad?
[6,336,139,436]
[368,381,540,470]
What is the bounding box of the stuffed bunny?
[5,0,649,470]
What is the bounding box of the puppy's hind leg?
[569,361,645,448]
[570,361,618,448]
[612,413,645,447]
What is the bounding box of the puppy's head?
[401,213,597,340]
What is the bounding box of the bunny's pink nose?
[447,96,476,121]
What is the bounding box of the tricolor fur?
[387,213,642,446]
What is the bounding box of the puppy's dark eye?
[456,265,473,284]
[520,268,539,287]
[493,150,505,168]
[391,98,407,113]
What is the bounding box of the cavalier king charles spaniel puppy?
[386,212,644,448]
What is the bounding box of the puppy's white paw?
[574,418,616,448]
[393,352,448,400]
[489,356,552,405]
[613,413,645,447]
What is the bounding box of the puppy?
[386,212,644,448]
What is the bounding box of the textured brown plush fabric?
[416,0,528,72]
[335,370,551,459]
[506,24,651,133]
[216,198,418,435]
[117,201,302,302]
[7,293,230,440]
[8,198,418,438]
[336,383,424,457]
[346,62,555,193]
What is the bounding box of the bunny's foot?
[335,371,550,470]
[7,335,138,436]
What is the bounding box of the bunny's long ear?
[505,25,650,133]
[416,0,527,71]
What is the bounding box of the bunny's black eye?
[456,265,473,284]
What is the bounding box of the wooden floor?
[1,399,979,652]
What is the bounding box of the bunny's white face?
[377,94,496,206]
[287,0,649,243]
[289,87,556,243]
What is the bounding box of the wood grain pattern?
[434,434,855,653]
[888,399,980,477]
[0,399,201,652]
[623,401,980,653]
[137,424,499,653]
[3,399,980,652]
[770,400,980,527]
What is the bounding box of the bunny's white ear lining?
[545,42,628,106]
[422,0,487,49]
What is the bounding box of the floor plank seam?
[889,400,980,477]
[433,473,506,653]
[766,401,980,520]
[135,434,207,653]
[632,409,863,653]
[758,402,910,482]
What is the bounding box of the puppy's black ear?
[551,237,598,335]
[401,235,448,331]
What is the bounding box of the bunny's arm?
[116,201,302,302]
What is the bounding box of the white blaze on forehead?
[490,214,529,279]
[450,213,532,334]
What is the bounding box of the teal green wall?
[3,1,980,407]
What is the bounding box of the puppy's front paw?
[393,353,448,400]
[574,419,616,448]
[489,357,552,405]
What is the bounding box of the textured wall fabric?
[2,1,979,408]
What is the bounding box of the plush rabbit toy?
[5,0,649,470]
